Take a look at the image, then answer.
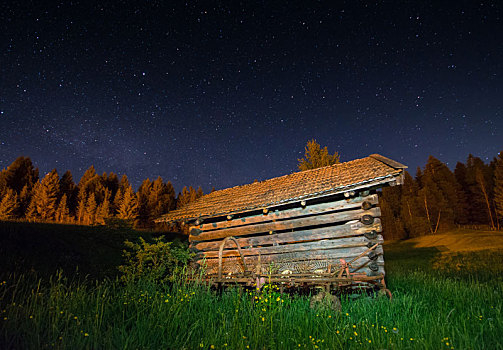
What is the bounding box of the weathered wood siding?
[189,193,385,278]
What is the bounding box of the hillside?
[0,221,184,279]
[384,228,503,279]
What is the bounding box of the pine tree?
[76,191,87,224]
[29,169,60,221]
[298,139,340,171]
[117,185,138,221]
[55,194,71,223]
[137,178,153,227]
[0,189,19,220]
[196,186,204,199]
[422,156,461,227]
[177,186,198,209]
[494,152,503,227]
[83,193,97,225]
[419,175,447,234]
[399,171,427,237]
[18,184,32,218]
[78,166,97,189]
[96,189,111,225]
[148,177,176,223]
[60,170,77,215]
[2,156,39,193]
[464,154,488,224]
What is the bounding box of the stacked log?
[189,192,385,279]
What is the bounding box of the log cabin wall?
[189,191,384,278]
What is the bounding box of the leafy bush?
[118,236,194,283]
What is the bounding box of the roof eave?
[154,171,403,224]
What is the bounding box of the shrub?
[118,236,194,283]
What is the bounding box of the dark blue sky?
[0,1,501,193]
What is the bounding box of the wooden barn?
[155,154,406,292]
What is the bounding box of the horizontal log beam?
[192,219,382,252]
[196,235,384,259]
[197,245,384,267]
[192,194,378,233]
[190,207,381,241]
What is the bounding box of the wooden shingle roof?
[155,154,406,223]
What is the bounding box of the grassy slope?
[1,225,502,349]
[0,221,183,279]
[385,228,503,281]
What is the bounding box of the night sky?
[1,1,501,193]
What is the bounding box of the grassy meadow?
[1,222,502,349]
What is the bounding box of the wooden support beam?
[190,207,381,241]
[191,194,378,233]
[196,245,384,267]
[195,235,384,259]
[200,254,385,275]
[192,219,382,252]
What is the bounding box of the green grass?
[1,225,503,349]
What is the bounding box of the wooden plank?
[190,207,381,241]
[192,194,378,233]
[195,235,384,259]
[196,245,384,268]
[192,219,382,252]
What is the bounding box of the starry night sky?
[0,1,501,192]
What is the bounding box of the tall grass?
[1,264,502,349]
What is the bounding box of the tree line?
[0,157,204,229]
[1,147,503,236]
[380,153,503,239]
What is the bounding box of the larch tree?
[117,184,138,221]
[84,193,98,225]
[28,169,60,221]
[76,190,87,224]
[297,139,340,171]
[55,194,71,223]
[422,156,461,227]
[60,170,77,215]
[137,178,153,227]
[148,177,176,224]
[95,189,111,225]
[494,152,503,227]
[0,189,19,220]
[2,156,39,194]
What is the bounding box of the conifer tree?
[28,169,60,221]
[60,170,77,214]
[297,139,340,171]
[78,165,97,189]
[117,185,138,221]
[2,156,39,194]
[196,186,204,199]
[76,191,87,224]
[177,186,198,209]
[0,189,19,220]
[84,193,98,225]
[55,194,71,223]
[148,177,176,223]
[418,174,447,234]
[422,156,461,226]
[494,152,503,227]
[137,178,153,227]
[96,189,111,225]
[18,184,32,218]
[399,171,429,237]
